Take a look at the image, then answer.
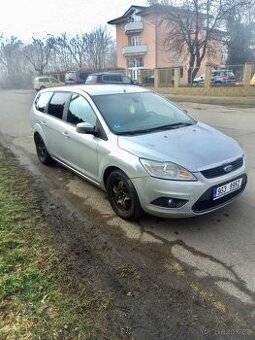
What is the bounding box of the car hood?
[117,122,243,172]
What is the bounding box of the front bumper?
[132,166,247,218]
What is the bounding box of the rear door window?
[47,92,70,119]
[35,92,53,113]
[50,78,59,83]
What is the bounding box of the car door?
[61,93,100,183]
[41,91,71,159]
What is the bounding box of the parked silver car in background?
[30,85,247,220]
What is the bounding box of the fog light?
[168,199,175,207]
[151,197,188,208]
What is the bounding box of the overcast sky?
[0,0,147,42]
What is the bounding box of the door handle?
[62,131,70,138]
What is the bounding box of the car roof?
[40,84,149,96]
[89,72,125,76]
[66,70,91,74]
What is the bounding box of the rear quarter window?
[35,92,53,113]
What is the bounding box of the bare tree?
[84,26,113,69]
[0,35,26,87]
[148,0,253,83]
[53,33,87,69]
[49,34,75,71]
[23,37,54,75]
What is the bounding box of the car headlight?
[140,158,197,181]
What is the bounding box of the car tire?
[106,170,143,220]
[35,134,52,165]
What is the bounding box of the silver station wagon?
[30,85,247,220]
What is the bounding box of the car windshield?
[92,92,195,135]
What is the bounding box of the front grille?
[201,157,243,179]
[192,174,247,213]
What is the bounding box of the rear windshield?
[65,73,74,80]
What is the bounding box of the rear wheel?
[35,134,52,165]
[107,170,142,220]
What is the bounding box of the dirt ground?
[1,144,254,339]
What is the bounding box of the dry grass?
[0,148,109,339]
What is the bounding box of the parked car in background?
[193,69,236,86]
[30,85,247,220]
[85,72,139,85]
[65,71,93,85]
[33,76,64,91]
[212,70,236,85]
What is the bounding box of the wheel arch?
[103,166,125,189]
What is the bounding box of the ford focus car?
[30,85,247,220]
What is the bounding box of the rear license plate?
[213,178,243,200]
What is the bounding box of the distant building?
[108,5,223,82]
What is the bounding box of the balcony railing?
[125,21,143,34]
[123,44,148,57]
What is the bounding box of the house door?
[129,68,138,81]
[127,57,144,81]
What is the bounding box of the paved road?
[1,89,255,315]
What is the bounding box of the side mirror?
[76,122,97,135]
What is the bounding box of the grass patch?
[0,148,109,339]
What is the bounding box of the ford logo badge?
[224,164,234,173]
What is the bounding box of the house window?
[127,57,144,68]
[128,13,141,22]
[180,67,184,78]
[128,36,140,46]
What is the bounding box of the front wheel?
[35,134,52,165]
[107,170,142,220]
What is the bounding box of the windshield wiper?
[156,122,194,130]
[115,129,151,136]
[115,122,195,136]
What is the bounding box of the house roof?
[107,5,149,25]
[108,4,208,25]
